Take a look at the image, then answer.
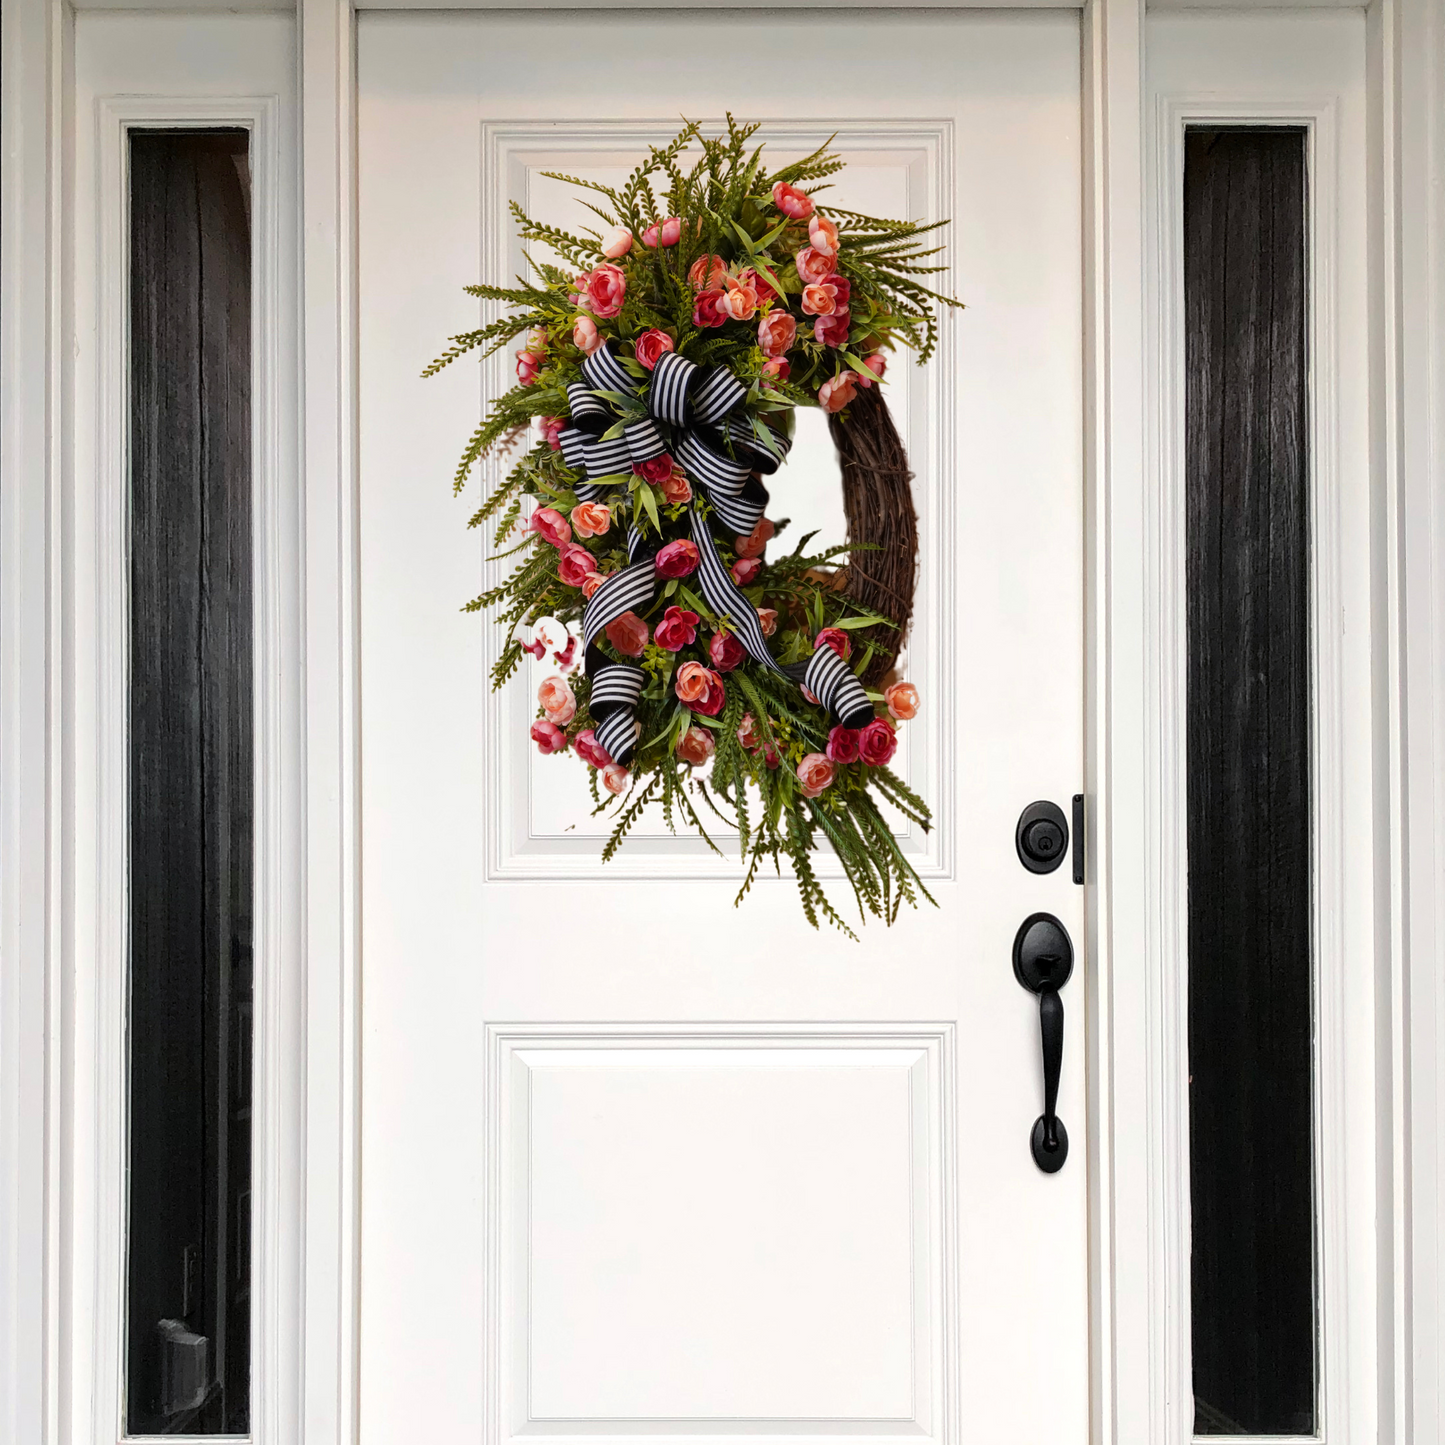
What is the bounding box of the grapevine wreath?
[428,118,960,934]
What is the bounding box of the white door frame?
[2,1,1441,1442]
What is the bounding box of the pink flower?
[573,315,604,354]
[641,221,659,248]
[815,627,852,661]
[818,372,857,412]
[527,326,549,355]
[659,467,692,505]
[529,507,571,547]
[693,289,728,328]
[516,351,543,386]
[734,518,775,559]
[808,214,840,257]
[676,725,716,766]
[557,543,596,588]
[814,310,851,348]
[752,270,781,308]
[761,358,791,385]
[659,216,682,247]
[581,572,606,600]
[731,557,762,586]
[720,280,760,321]
[552,635,578,671]
[859,717,898,766]
[737,712,763,750]
[601,764,630,796]
[858,353,887,389]
[801,282,840,317]
[796,752,835,798]
[518,633,547,661]
[795,245,837,283]
[538,415,565,450]
[689,254,729,291]
[538,675,576,726]
[655,539,700,578]
[575,729,612,769]
[605,611,649,657]
[653,605,699,652]
[756,607,778,636]
[773,180,815,219]
[825,726,861,764]
[531,719,568,755]
[709,631,746,672]
[633,453,674,487]
[758,310,797,359]
[675,662,725,716]
[601,225,634,258]
[885,681,919,720]
[570,501,611,538]
[580,263,626,319]
[633,328,675,370]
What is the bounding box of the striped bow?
[558,343,874,767]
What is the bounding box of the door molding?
[3,3,1443,1445]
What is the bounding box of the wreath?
[428,118,960,934]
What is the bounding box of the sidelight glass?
[125,129,254,1436]
[1183,126,1318,1438]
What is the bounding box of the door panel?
[357,12,1086,1445]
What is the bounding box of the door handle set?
[1013,799,1081,1173]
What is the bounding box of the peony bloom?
[814,310,852,348]
[659,466,692,505]
[693,289,728,328]
[633,328,675,370]
[538,675,576,726]
[818,372,858,413]
[581,572,606,600]
[557,543,596,588]
[731,556,762,586]
[709,631,746,672]
[676,725,716,766]
[885,681,919,720]
[734,518,775,560]
[720,280,760,322]
[580,263,627,318]
[756,607,778,636]
[859,717,898,766]
[858,353,887,389]
[761,358,791,385]
[601,763,630,795]
[795,245,837,283]
[655,539,700,578]
[772,180,814,220]
[569,501,611,538]
[529,507,571,547]
[605,611,649,657]
[757,310,797,359]
[538,415,565,450]
[601,225,634,258]
[688,254,729,291]
[815,627,852,661]
[573,315,605,354]
[530,719,568,755]
[796,752,835,798]
[633,452,674,487]
[675,662,725,716]
[653,605,699,652]
[825,726,861,764]
[808,214,840,256]
[516,350,543,386]
[574,729,612,769]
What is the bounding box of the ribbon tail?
[688,505,785,677]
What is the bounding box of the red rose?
[693,289,728,328]
[633,328,675,370]
[858,717,898,767]
[709,631,746,672]
[731,556,762,586]
[655,540,700,578]
[815,627,852,661]
[557,543,596,588]
[826,726,861,764]
[653,605,699,652]
[634,453,675,486]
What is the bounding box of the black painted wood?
[127,131,252,1436]
[1184,128,1315,1437]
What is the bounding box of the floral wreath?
[428,118,960,934]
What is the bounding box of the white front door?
[356,11,1088,1443]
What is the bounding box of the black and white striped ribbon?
[580,527,654,766]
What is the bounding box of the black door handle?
[1013,913,1074,1173]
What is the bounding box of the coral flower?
[676,725,716,766]
[537,675,577,726]
[885,681,919,720]
[573,315,604,354]
[796,753,835,798]
[580,263,627,318]
[675,662,726,716]
[574,729,612,769]
[772,180,814,220]
[633,328,675,370]
[530,720,567,755]
[756,607,778,636]
[757,310,797,359]
[655,540,700,578]
[761,358,791,385]
[659,466,692,505]
[601,764,630,795]
[720,280,760,321]
[605,611,649,657]
[734,519,775,560]
[689,254,729,290]
[580,572,606,600]
[795,245,837,283]
[601,225,634,258]
[808,214,840,256]
[818,372,857,412]
[557,544,596,588]
[569,501,611,538]
[731,557,762,586]
[858,353,887,389]
[529,507,571,547]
